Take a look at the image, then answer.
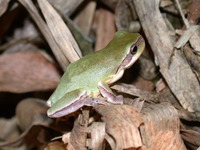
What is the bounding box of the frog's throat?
[106,70,124,85]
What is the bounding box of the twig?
[174,0,190,28]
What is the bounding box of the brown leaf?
[0,0,9,17]
[181,129,200,150]
[95,105,143,149]
[115,0,136,31]
[0,124,61,149]
[16,98,50,131]
[69,111,89,150]
[89,122,106,150]
[132,76,155,92]
[73,1,96,35]
[38,0,82,63]
[187,0,200,25]
[0,117,19,142]
[0,51,60,93]
[0,98,60,149]
[183,45,200,73]
[44,141,66,150]
[140,103,186,150]
[94,8,116,51]
[133,0,200,112]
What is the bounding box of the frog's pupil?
[131,46,137,55]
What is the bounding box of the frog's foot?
[98,82,124,105]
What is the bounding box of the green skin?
[47,31,145,118]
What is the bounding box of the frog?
[47,31,145,118]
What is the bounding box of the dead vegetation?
[0,0,200,150]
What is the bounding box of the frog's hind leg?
[98,81,123,104]
[47,89,87,118]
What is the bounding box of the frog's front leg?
[98,81,124,104]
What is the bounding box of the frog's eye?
[130,45,138,55]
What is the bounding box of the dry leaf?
[89,122,106,149]
[187,0,200,25]
[175,25,199,49]
[94,8,116,51]
[0,0,9,17]
[48,0,84,16]
[38,0,82,63]
[140,103,186,150]
[132,76,155,92]
[133,0,200,112]
[0,117,19,142]
[183,45,200,73]
[0,51,60,93]
[73,1,96,35]
[95,105,143,149]
[18,0,69,69]
[181,129,200,150]
[16,98,50,130]
[44,141,66,150]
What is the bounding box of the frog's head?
[115,31,145,72]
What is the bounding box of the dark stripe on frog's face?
[116,35,145,73]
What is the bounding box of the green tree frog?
[47,31,145,118]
